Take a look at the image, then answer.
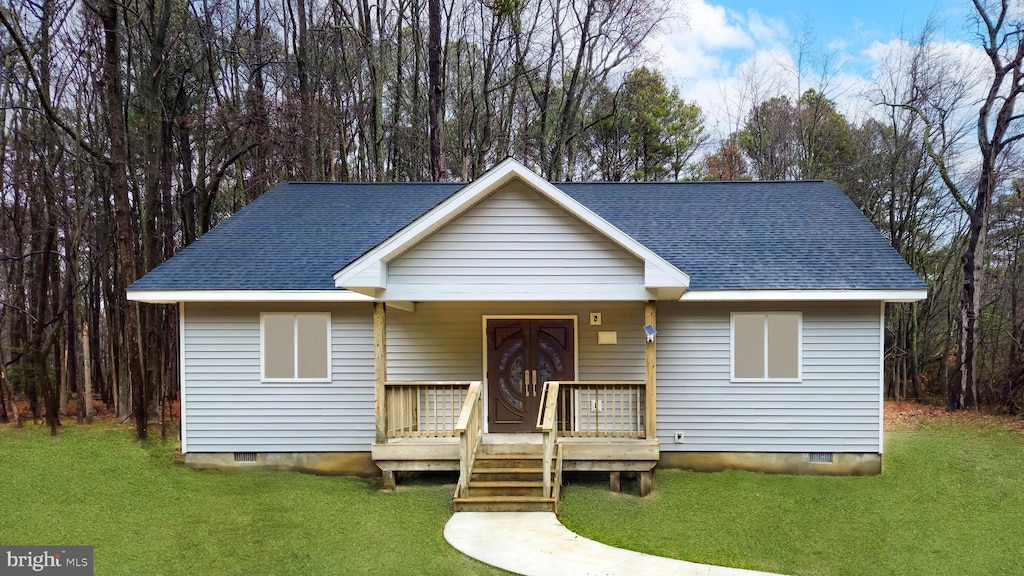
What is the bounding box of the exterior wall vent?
[809,452,834,463]
[234,452,258,462]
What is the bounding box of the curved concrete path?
[444,512,784,576]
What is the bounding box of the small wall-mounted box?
[590,312,602,325]
[597,331,617,345]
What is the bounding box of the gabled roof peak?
[331,158,691,300]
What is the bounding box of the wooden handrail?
[454,381,482,433]
[385,380,479,387]
[455,381,483,499]
[536,381,561,431]
[537,381,560,498]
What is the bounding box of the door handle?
[533,370,539,397]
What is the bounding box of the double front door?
[486,318,575,433]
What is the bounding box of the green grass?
[0,423,503,575]
[559,419,1024,576]
[3,419,1021,575]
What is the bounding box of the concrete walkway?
[444,512,784,576]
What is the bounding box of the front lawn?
[3,411,1021,575]
[560,414,1024,575]
[0,423,502,575]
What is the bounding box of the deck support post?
[374,302,388,445]
[381,470,396,491]
[639,470,653,497]
[609,471,620,493]
[644,301,657,441]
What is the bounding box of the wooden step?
[468,480,544,489]
[466,480,545,498]
[473,461,544,471]
[473,456,541,469]
[471,466,544,483]
[452,496,556,513]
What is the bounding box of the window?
[731,312,801,382]
[261,313,331,382]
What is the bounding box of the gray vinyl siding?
[183,302,374,452]
[386,302,645,382]
[387,180,644,286]
[656,302,882,453]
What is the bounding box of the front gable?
[334,159,690,301]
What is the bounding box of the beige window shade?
[264,315,296,379]
[732,312,801,381]
[262,313,331,381]
[733,314,766,379]
[296,315,329,379]
[767,314,800,379]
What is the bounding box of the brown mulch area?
[885,400,1024,434]
[5,398,181,425]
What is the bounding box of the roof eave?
[678,289,928,302]
[126,289,375,304]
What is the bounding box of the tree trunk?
[82,323,93,422]
[428,0,443,181]
[101,0,147,438]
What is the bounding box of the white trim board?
[680,289,928,302]
[127,290,375,304]
[879,301,885,454]
[333,158,690,297]
[179,302,187,454]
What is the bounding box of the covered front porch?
[369,302,661,510]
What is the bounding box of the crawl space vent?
[809,452,834,463]
[234,452,257,462]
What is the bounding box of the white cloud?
[677,0,753,50]
[742,10,786,45]
[645,1,995,148]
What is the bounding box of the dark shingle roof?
[128,180,925,292]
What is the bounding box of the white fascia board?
[127,290,376,304]
[332,158,690,291]
[379,283,655,301]
[678,289,928,302]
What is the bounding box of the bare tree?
[895,1,1024,410]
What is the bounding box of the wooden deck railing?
[454,382,483,499]
[536,380,561,499]
[543,381,648,439]
[384,381,477,438]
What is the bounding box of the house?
[127,159,926,511]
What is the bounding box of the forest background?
[1,0,1023,438]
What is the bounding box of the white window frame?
[260,312,332,383]
[730,312,802,383]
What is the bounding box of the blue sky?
[650,0,980,136]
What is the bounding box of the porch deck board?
[373,434,659,473]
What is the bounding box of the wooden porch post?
[644,301,656,440]
[374,302,395,489]
[374,302,388,444]
[642,301,656,497]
